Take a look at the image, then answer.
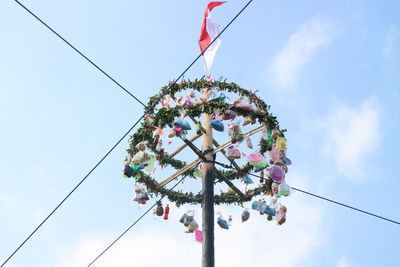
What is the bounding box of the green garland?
[126,79,284,205]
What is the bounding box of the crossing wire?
[87,175,187,267]
[14,0,147,107]
[247,173,400,225]
[1,0,254,266]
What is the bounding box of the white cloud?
[335,256,353,267]
[0,194,17,212]
[319,97,379,181]
[383,25,400,60]
[52,183,326,267]
[270,17,339,89]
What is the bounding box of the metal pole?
[202,90,214,267]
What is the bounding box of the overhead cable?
[1,1,254,265]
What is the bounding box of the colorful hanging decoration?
[247,153,268,169]
[174,119,191,131]
[125,78,290,207]
[156,201,164,216]
[228,215,233,226]
[222,109,237,120]
[226,145,241,159]
[269,165,285,183]
[133,187,149,204]
[196,122,202,135]
[180,213,199,233]
[217,212,229,230]
[276,205,287,225]
[153,126,164,138]
[156,140,163,152]
[243,116,252,126]
[163,204,170,220]
[246,137,253,149]
[210,119,224,132]
[276,137,286,150]
[194,229,203,242]
[209,91,226,103]
[241,209,250,222]
[234,95,253,111]
[251,200,276,216]
[243,175,254,184]
[161,95,171,108]
[278,181,291,196]
[228,123,244,143]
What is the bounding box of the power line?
[247,173,400,225]
[1,1,254,266]
[14,0,146,107]
[87,175,187,267]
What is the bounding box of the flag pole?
[201,89,215,267]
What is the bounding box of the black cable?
[13,0,147,107]
[247,173,400,225]
[87,175,187,267]
[0,122,140,267]
[1,1,254,265]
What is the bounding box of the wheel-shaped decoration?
[124,78,291,208]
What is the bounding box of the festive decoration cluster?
[123,78,292,230]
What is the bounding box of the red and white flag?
[199,1,227,74]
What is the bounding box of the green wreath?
[125,78,286,205]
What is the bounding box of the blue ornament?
[243,175,254,184]
[210,120,224,132]
[217,216,229,229]
[174,119,191,130]
[209,92,225,102]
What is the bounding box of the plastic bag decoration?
[133,187,150,203]
[180,213,192,225]
[174,119,191,131]
[194,229,203,242]
[179,212,198,232]
[241,209,250,222]
[247,153,268,169]
[275,137,286,150]
[222,109,237,121]
[217,212,229,230]
[153,126,164,138]
[243,116,253,126]
[228,123,244,143]
[234,95,253,111]
[278,181,291,196]
[269,165,285,183]
[251,200,276,216]
[122,155,145,179]
[226,145,241,159]
[209,91,225,103]
[246,137,253,149]
[210,119,224,132]
[243,175,254,184]
[279,149,292,166]
[132,151,150,165]
[155,201,164,216]
[276,205,287,225]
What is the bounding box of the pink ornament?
[247,153,264,163]
[268,147,280,162]
[194,229,203,242]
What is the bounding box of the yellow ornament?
[276,137,286,150]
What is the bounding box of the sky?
[1,0,400,266]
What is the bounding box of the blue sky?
[1,0,400,266]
